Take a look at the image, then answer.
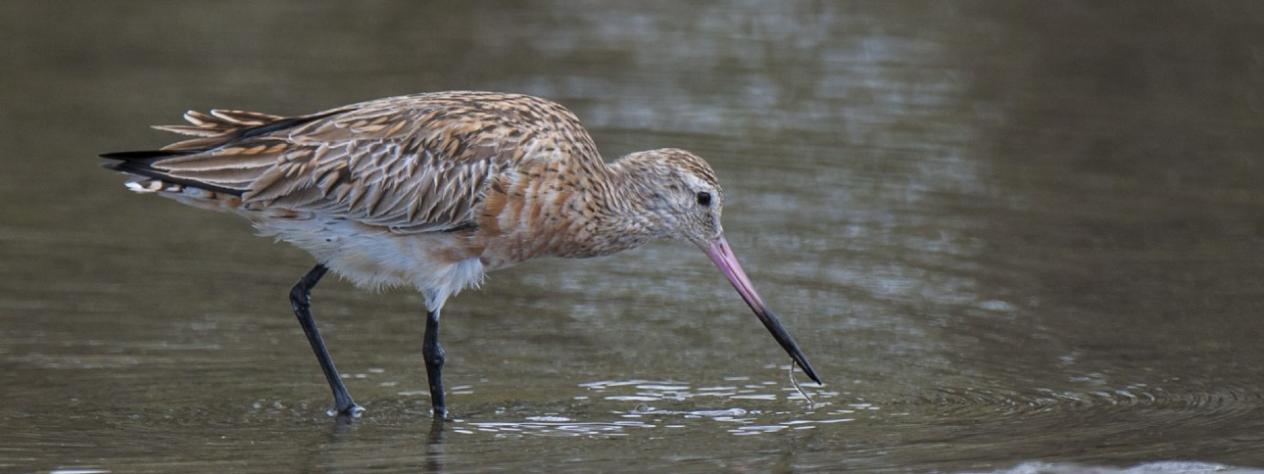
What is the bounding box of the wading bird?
[102,91,821,419]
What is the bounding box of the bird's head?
[616,148,724,246]
[614,148,822,385]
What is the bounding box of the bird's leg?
[422,307,448,419]
[290,264,363,417]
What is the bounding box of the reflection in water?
[970,461,1264,474]
[424,419,446,474]
[4,0,1264,472]
[447,406,857,439]
[578,376,840,406]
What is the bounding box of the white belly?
[254,216,485,311]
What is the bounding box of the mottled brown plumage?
[103,91,818,418]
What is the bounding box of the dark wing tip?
[100,149,245,196]
[100,150,188,160]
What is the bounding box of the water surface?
[3,1,1264,472]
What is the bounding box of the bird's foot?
[433,406,449,421]
[327,403,366,418]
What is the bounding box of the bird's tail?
[102,149,247,196]
[101,108,343,200]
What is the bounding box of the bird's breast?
[473,158,632,269]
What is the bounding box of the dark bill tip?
[702,235,822,385]
[758,307,822,384]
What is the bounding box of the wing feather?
[113,91,603,233]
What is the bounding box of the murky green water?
[4,1,1264,472]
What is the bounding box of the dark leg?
[423,308,448,419]
[290,264,363,417]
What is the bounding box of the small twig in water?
[788,359,816,408]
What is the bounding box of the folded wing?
[102,93,561,233]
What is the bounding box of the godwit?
[102,91,821,419]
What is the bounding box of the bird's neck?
[554,156,672,258]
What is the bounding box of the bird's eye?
[696,191,712,207]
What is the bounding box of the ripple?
[455,419,655,438]
[905,376,1264,450]
[967,461,1264,474]
[917,380,1263,417]
[579,376,841,406]
[435,380,870,439]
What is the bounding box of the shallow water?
[3,1,1264,472]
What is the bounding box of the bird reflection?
[424,418,447,474]
[300,412,448,473]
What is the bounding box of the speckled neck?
[550,153,674,258]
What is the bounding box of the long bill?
[702,235,822,385]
